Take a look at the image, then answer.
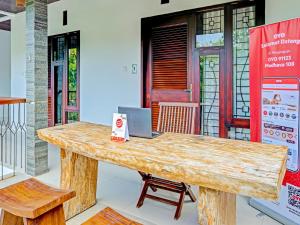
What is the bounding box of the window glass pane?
[54,65,63,124]
[228,128,250,141]
[53,37,65,61]
[200,55,220,137]
[67,35,78,107]
[232,6,256,119]
[196,10,224,48]
[66,112,79,124]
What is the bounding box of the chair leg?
[24,205,66,225]
[181,183,196,202]
[174,191,185,220]
[0,210,23,225]
[185,184,197,202]
[138,172,157,192]
[137,181,150,208]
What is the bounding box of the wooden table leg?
[198,187,236,225]
[60,149,98,220]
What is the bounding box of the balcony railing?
[0,97,27,180]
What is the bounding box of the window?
[196,10,224,48]
[195,2,264,140]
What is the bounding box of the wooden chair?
[82,207,142,225]
[137,102,198,220]
[0,178,75,225]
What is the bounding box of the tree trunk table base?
[60,149,98,220]
[198,187,236,225]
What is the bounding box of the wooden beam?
[16,0,25,8]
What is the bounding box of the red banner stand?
[249,18,300,225]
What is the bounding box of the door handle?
[184,84,193,101]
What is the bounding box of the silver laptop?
[118,106,161,139]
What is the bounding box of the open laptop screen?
[118,107,153,138]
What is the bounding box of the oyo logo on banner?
[111,113,129,143]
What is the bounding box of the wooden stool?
[0,178,75,225]
[82,207,142,225]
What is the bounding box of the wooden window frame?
[48,31,80,126]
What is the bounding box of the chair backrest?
[157,102,198,134]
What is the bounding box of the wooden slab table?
[37,122,287,225]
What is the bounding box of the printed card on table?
[111,113,129,143]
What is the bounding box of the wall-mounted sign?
[111,113,129,143]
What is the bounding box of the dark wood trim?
[255,0,266,26]
[219,49,227,138]
[228,118,250,129]
[141,19,152,108]
[49,37,55,127]
[224,4,234,132]
[189,13,201,134]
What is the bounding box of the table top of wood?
[38,122,287,201]
[0,178,75,219]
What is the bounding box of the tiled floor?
[0,145,282,225]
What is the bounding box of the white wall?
[10,0,300,125]
[266,0,300,24]
[0,30,11,96]
[11,13,25,99]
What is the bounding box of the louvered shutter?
[152,24,188,90]
[151,24,188,130]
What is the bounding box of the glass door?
[65,34,80,124]
[48,31,80,126]
[200,54,220,137]
[194,4,259,139]
[198,50,226,138]
[54,65,64,124]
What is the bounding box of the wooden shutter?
[48,40,54,127]
[151,24,188,130]
[152,24,188,90]
[151,102,160,130]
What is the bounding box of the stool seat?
[82,207,142,225]
[0,178,75,219]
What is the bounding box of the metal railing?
[0,98,27,180]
